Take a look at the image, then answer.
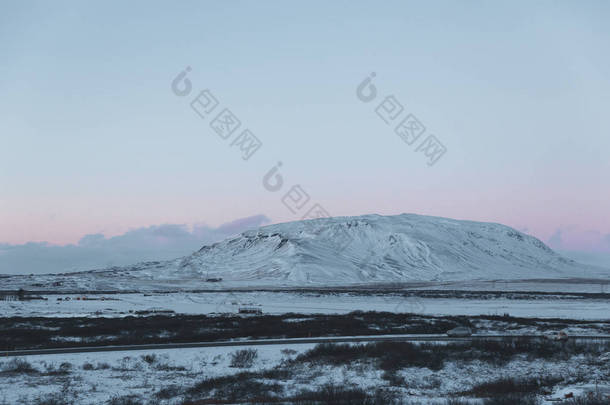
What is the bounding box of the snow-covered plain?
[1,342,607,405]
[0,343,314,405]
[2,291,609,320]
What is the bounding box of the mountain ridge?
[2,213,607,290]
[169,213,595,285]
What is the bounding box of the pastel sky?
[1,1,610,273]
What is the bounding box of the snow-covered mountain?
[2,214,606,290]
[166,213,600,284]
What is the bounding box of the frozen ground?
[2,291,608,320]
[1,341,607,405]
[0,343,313,404]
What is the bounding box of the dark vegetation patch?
[482,394,540,405]
[558,394,610,405]
[154,340,607,404]
[296,341,445,370]
[5,287,608,300]
[106,395,144,405]
[41,361,72,376]
[462,376,562,397]
[140,353,157,364]
[290,384,397,405]
[155,385,182,400]
[181,381,437,404]
[1,311,606,351]
[81,361,110,370]
[153,362,187,372]
[0,357,38,374]
[177,380,550,404]
[0,311,455,350]
[185,372,283,403]
[230,348,258,368]
[30,394,74,405]
[295,339,610,372]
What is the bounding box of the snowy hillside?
[2,214,606,290]
[166,213,600,285]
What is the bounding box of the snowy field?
[0,343,313,404]
[409,279,609,294]
[2,291,609,320]
[1,341,608,405]
[2,285,608,403]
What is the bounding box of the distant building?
[0,292,19,301]
[0,289,46,301]
[238,306,263,315]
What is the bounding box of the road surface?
[3,334,610,357]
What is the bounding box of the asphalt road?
[3,334,610,357]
